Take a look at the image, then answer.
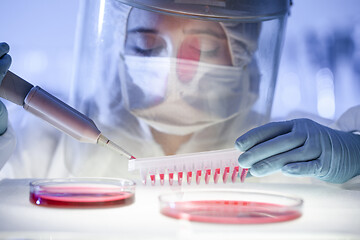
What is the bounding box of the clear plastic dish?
[30,178,135,208]
[159,189,303,224]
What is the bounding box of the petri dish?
[30,178,135,208]
[159,189,303,224]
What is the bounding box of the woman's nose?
[176,37,200,83]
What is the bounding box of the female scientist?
[0,0,359,184]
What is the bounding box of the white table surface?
[0,178,359,240]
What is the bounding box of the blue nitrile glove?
[235,118,360,184]
[0,42,12,135]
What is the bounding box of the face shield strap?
[218,21,261,97]
[219,22,260,68]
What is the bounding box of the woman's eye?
[133,46,164,56]
[189,37,220,57]
[125,33,166,56]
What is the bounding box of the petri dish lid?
[30,178,136,208]
[159,189,303,224]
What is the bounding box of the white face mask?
[119,55,258,135]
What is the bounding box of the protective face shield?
[65,0,290,175]
[119,4,263,136]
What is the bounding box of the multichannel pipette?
[0,71,135,160]
[129,148,248,185]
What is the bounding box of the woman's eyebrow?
[183,28,226,38]
[128,27,159,34]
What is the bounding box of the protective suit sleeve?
[0,42,11,134]
[0,42,16,170]
[235,118,360,184]
[332,105,360,133]
[0,124,16,170]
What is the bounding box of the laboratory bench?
[0,178,359,239]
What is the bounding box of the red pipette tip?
[130,156,136,160]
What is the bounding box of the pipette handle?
[24,86,101,143]
[0,71,135,159]
[0,70,101,143]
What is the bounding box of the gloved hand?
[0,42,12,135]
[235,118,360,184]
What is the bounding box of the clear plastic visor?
[65,0,289,177]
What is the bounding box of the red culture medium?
[29,178,135,208]
[161,200,302,224]
[30,187,134,208]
